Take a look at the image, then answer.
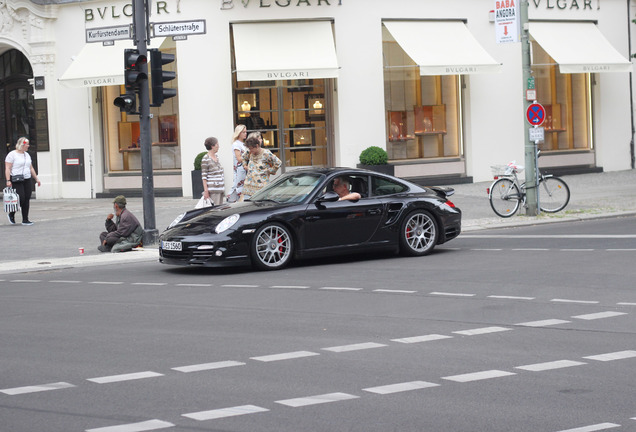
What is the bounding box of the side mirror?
[316,191,340,203]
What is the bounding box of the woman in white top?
[4,137,41,225]
[200,137,224,206]
[227,124,247,203]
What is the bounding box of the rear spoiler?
[428,186,455,199]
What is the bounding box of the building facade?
[0,0,633,199]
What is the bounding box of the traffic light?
[149,49,177,107]
[113,49,147,114]
[123,49,147,91]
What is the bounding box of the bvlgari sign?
[221,0,342,9]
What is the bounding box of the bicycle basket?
[490,163,524,176]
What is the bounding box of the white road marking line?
[50,280,81,283]
[516,319,570,327]
[0,381,75,395]
[488,295,535,300]
[86,420,174,432]
[182,405,269,421]
[617,302,636,306]
[442,370,516,383]
[222,284,258,288]
[607,248,636,251]
[583,350,636,362]
[276,392,359,407]
[132,282,167,286]
[572,311,628,320]
[90,281,124,285]
[553,423,621,432]
[471,248,502,251]
[391,334,453,344]
[560,249,594,252]
[176,283,212,287]
[430,292,475,297]
[453,326,511,336]
[515,360,586,372]
[172,360,246,373]
[87,371,163,384]
[250,351,319,362]
[512,248,550,251]
[10,279,41,283]
[270,285,309,289]
[320,287,363,291]
[551,299,599,304]
[363,381,439,394]
[322,342,387,352]
[373,289,416,294]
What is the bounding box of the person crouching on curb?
[98,195,143,253]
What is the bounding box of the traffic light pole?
[132,0,158,245]
[521,0,539,216]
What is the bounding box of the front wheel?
[399,210,438,256]
[251,223,294,270]
[539,176,570,213]
[489,178,521,218]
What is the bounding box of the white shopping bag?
[3,187,19,213]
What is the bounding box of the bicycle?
[487,157,570,218]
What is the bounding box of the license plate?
[162,241,182,251]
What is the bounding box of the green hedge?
[359,146,388,165]
[193,151,207,170]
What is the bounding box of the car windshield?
[250,172,324,203]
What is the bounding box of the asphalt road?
[0,216,635,432]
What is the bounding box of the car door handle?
[306,216,320,221]
[367,208,382,215]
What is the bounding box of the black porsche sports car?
[159,168,461,270]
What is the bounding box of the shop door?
[0,49,36,183]
[236,79,333,172]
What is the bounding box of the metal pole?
[521,0,539,216]
[132,0,158,245]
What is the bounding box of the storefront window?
[382,26,462,161]
[233,79,329,170]
[532,41,592,152]
[102,46,180,173]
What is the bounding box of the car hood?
[163,200,290,236]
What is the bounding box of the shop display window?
[102,46,180,173]
[382,25,462,161]
[531,41,592,152]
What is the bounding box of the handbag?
[3,187,20,213]
[195,196,213,209]
[10,174,24,182]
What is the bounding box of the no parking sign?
[526,103,545,126]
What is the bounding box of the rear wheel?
[538,176,570,213]
[399,210,438,256]
[251,223,293,270]
[489,178,521,218]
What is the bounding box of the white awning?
[59,38,165,88]
[529,22,632,74]
[232,21,339,82]
[383,21,501,76]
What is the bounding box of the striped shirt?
[201,154,224,193]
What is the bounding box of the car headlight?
[168,212,186,229]
[215,214,240,234]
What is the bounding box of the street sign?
[86,25,132,43]
[494,0,520,44]
[526,102,546,126]
[526,89,536,101]
[529,126,545,142]
[151,20,206,37]
[527,77,535,89]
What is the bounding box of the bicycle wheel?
[489,178,521,218]
[538,176,570,213]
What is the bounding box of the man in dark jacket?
[98,195,143,252]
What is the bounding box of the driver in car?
[333,177,361,201]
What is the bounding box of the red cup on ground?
[79,247,84,255]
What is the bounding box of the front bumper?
[158,233,252,268]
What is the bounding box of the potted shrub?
[191,151,207,198]
[357,146,394,176]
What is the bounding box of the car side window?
[371,176,409,196]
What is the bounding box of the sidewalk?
[1,170,635,274]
